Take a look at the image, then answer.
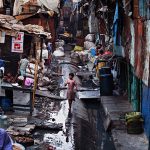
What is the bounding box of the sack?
[74,46,83,51]
[84,41,95,50]
[85,34,95,42]
[71,52,81,64]
[55,40,65,48]
[26,73,34,79]
[29,63,41,70]
[26,68,34,75]
[37,49,48,59]
[53,49,65,57]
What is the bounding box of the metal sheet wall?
[130,20,135,67]
[142,84,150,137]
[142,21,150,86]
[128,66,141,111]
[131,73,139,111]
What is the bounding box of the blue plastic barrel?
[99,67,111,76]
[0,97,12,111]
[0,96,2,106]
[100,74,113,96]
[90,48,96,57]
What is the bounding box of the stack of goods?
[53,47,65,57]
[70,52,82,65]
[84,34,96,50]
[125,112,144,134]
[55,40,65,48]
[26,61,42,79]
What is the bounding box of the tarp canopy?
[13,0,59,16]
[0,14,51,38]
[13,0,30,16]
[37,0,59,13]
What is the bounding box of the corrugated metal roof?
[0,14,51,38]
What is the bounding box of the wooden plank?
[15,14,35,21]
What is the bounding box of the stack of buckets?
[99,66,114,96]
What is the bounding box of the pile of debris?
[6,113,63,148]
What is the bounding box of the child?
[65,73,77,112]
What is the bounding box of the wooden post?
[32,60,38,108]
[40,36,43,62]
[32,36,39,110]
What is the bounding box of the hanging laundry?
[113,0,124,46]
[134,18,145,79]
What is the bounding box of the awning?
[37,0,59,13]
[13,0,60,15]
[0,14,51,38]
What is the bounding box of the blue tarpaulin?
[113,0,123,46]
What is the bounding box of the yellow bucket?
[97,62,106,70]
[96,61,106,77]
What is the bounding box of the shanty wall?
[0,34,32,76]
[113,1,150,137]
[22,17,56,43]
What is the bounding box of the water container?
[99,67,111,75]
[97,60,106,70]
[100,74,113,96]
[0,97,12,111]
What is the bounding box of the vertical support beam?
[30,91,33,115]
[40,36,43,62]
[32,60,38,109]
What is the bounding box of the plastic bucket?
[1,97,12,111]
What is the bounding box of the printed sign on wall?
[11,32,24,53]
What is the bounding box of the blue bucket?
[0,97,12,111]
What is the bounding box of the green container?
[125,112,144,134]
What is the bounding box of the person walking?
[65,73,77,112]
[18,54,31,77]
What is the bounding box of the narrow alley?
[0,0,149,150]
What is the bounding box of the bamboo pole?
[32,36,39,108]
[32,60,38,108]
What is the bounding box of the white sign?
[11,32,24,53]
